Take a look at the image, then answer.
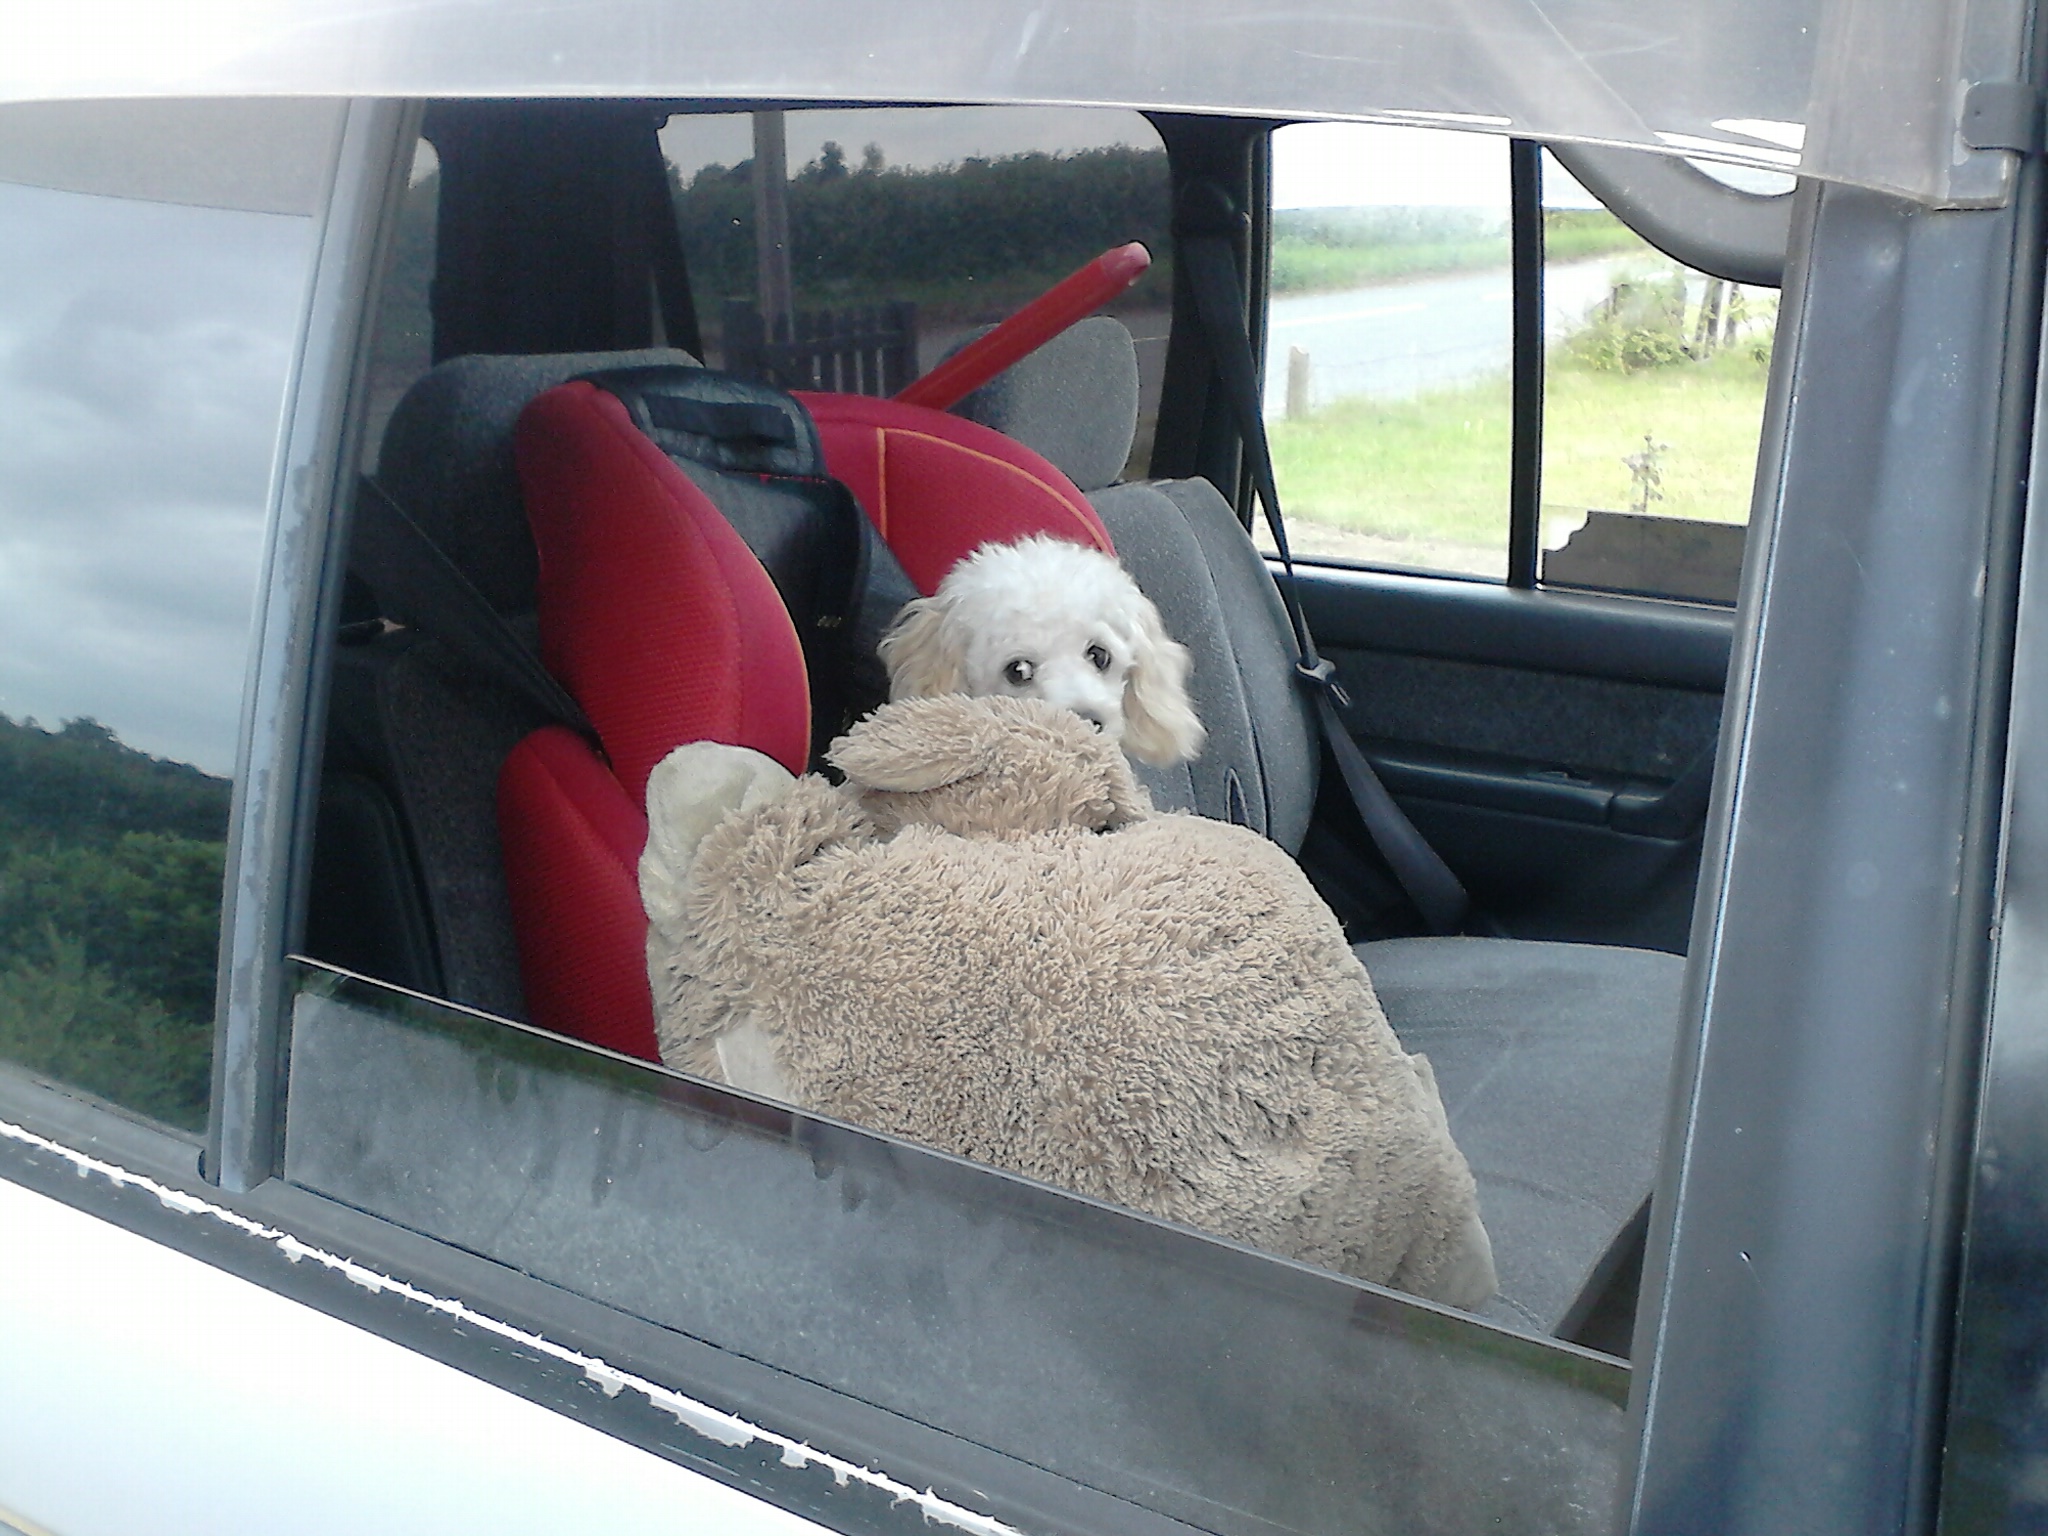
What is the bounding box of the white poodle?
[877,535,1205,767]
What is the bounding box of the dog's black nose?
[1077,711,1105,731]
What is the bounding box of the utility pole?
[751,109,794,331]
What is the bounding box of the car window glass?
[1536,147,1777,605]
[313,100,1652,1531]
[661,106,1172,475]
[285,958,1632,1536]
[0,104,323,1132]
[1262,122,1514,575]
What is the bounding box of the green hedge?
[673,146,1173,323]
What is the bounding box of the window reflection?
[0,175,315,1129]
[662,105,1171,474]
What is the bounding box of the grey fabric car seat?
[956,317,1686,1336]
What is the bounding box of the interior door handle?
[1609,745,1717,838]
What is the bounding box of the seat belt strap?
[1176,182,1471,935]
[350,476,603,752]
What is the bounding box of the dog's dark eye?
[1003,658,1035,686]
[1086,643,1113,672]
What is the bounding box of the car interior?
[298,98,1766,1353]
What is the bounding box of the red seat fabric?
[797,392,1113,594]
[499,380,811,1057]
[517,381,810,800]
[498,725,660,1060]
[497,381,1112,1061]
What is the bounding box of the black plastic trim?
[1923,99,2048,1532]
[1371,741,1614,826]
[1508,139,1545,589]
[1147,113,1270,492]
[1369,740,1710,839]
[1548,142,1791,289]
[1292,563,1733,692]
[1626,164,2037,1536]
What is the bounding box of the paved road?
[918,254,1656,432]
[1261,255,1643,415]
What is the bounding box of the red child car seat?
[498,378,812,1059]
[496,371,1116,1057]
[493,249,1161,1057]
[797,391,1111,594]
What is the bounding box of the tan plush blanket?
[641,695,1495,1308]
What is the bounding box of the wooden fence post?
[1286,346,1312,420]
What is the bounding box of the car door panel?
[1297,566,1731,950]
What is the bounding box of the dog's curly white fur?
[877,535,1206,767]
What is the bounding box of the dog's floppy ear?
[877,595,967,699]
[828,696,999,792]
[1120,596,1207,766]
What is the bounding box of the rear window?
[662,105,1172,474]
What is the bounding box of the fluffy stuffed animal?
[640,694,1495,1308]
[877,535,1206,766]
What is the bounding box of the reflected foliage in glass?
[663,106,1172,472]
[0,716,230,1128]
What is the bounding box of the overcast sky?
[0,179,313,776]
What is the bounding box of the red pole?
[893,242,1152,411]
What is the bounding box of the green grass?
[1545,218,1653,266]
[1269,208,1647,297]
[1270,237,1509,294]
[1269,346,1773,548]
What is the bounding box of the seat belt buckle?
[1296,656,1351,710]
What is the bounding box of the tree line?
[671,144,1175,324]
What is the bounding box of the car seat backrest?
[1090,479,1317,847]
[927,318,1319,847]
[950,315,1141,493]
[798,391,1113,595]
[514,380,814,798]
[378,348,705,614]
[497,378,817,1056]
[582,365,912,763]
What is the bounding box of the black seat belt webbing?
[350,477,602,751]
[1176,182,1471,935]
